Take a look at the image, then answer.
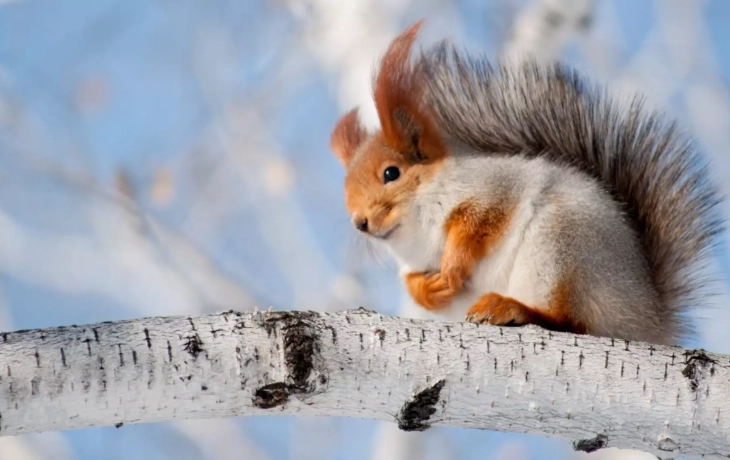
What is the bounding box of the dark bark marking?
[325,325,337,345]
[253,382,290,409]
[682,349,716,392]
[374,328,386,346]
[252,311,323,409]
[657,436,679,452]
[396,379,446,431]
[183,334,204,359]
[573,434,607,453]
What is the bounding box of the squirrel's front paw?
[465,293,533,326]
[405,271,460,310]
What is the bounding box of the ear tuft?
[330,108,367,167]
[373,21,446,162]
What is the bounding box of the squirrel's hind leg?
[465,292,584,334]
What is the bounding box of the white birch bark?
[0,308,727,459]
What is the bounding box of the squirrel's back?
[419,42,723,342]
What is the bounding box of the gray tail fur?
[419,43,724,338]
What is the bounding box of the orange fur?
[546,277,587,334]
[341,132,446,238]
[466,293,542,326]
[329,21,450,240]
[373,21,447,163]
[465,280,586,334]
[331,108,367,167]
[406,200,514,310]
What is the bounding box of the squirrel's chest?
[384,205,447,274]
[388,226,444,274]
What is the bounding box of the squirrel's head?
[329,21,448,240]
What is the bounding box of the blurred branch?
[172,419,271,460]
[0,152,269,315]
[0,436,75,460]
[288,0,412,127]
[502,0,595,61]
[186,19,362,313]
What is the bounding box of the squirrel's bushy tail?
[420,43,723,338]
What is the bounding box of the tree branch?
[0,309,727,458]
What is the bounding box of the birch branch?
[0,309,728,459]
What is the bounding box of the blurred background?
[1,0,729,458]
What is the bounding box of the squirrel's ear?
[330,108,367,167]
[373,21,446,163]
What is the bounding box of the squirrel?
[329,21,722,346]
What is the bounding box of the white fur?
[377,153,594,322]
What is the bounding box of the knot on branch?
[253,383,290,409]
[573,434,608,453]
[682,349,716,392]
[251,311,326,409]
[396,379,446,431]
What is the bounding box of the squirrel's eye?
[383,166,401,184]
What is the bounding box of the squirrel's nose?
[354,217,368,233]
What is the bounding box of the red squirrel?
[329,22,722,345]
